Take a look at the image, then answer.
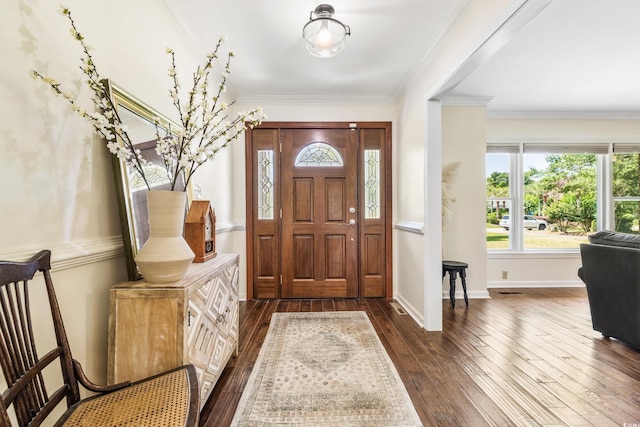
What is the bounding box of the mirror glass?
[106,81,189,280]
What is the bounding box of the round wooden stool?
[442,260,468,308]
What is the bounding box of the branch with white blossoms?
[30,6,266,192]
[30,7,151,190]
[158,40,265,190]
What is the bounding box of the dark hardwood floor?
[200,288,640,426]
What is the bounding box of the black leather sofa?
[578,230,640,350]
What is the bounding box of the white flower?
[32,7,267,192]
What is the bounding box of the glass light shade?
[303,5,350,58]
[303,19,348,57]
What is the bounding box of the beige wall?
[0,0,232,393]
[442,105,489,298]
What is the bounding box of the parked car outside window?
[499,215,548,230]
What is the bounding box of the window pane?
[613,152,640,197]
[613,152,640,233]
[614,201,640,234]
[364,149,380,219]
[523,153,594,249]
[257,150,274,220]
[486,153,511,249]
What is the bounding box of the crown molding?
[235,94,397,106]
[159,0,208,56]
[441,95,494,106]
[393,0,476,102]
[487,110,640,120]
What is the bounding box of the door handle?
[345,219,356,226]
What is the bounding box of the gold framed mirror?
[105,80,191,280]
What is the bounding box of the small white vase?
[134,190,195,283]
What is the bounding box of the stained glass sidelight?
[258,150,274,219]
[365,149,380,219]
[294,142,343,167]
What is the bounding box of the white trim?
[488,111,640,120]
[394,294,424,327]
[487,137,640,145]
[441,290,491,300]
[159,0,208,61]
[441,95,494,106]
[235,94,396,106]
[394,0,476,101]
[217,221,243,233]
[394,221,424,234]
[424,100,443,331]
[0,237,124,272]
[487,251,581,259]
[487,280,585,288]
[433,0,553,99]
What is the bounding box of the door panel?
[293,179,313,221]
[282,129,357,298]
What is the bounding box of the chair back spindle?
[0,250,79,426]
[0,250,199,426]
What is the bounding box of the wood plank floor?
[200,288,640,426]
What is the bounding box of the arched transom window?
[294,142,343,167]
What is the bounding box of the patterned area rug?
[231,311,423,426]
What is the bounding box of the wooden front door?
[281,129,358,298]
[246,122,391,299]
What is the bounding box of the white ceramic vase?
[134,190,195,283]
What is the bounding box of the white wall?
[442,105,489,299]
[486,117,640,287]
[0,0,228,396]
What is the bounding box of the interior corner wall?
[393,0,519,329]
[442,106,489,299]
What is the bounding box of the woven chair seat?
[57,366,197,427]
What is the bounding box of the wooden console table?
[107,253,239,406]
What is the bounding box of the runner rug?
[230,311,423,426]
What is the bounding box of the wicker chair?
[0,250,200,426]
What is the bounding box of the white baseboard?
[487,280,585,288]
[393,294,424,326]
[441,290,491,299]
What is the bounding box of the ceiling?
[163,0,640,115]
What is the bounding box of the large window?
[486,143,640,252]
[612,148,640,233]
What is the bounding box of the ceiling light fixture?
[303,4,351,58]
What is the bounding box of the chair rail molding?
[394,220,424,234]
[0,236,124,272]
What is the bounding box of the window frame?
[487,142,613,254]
